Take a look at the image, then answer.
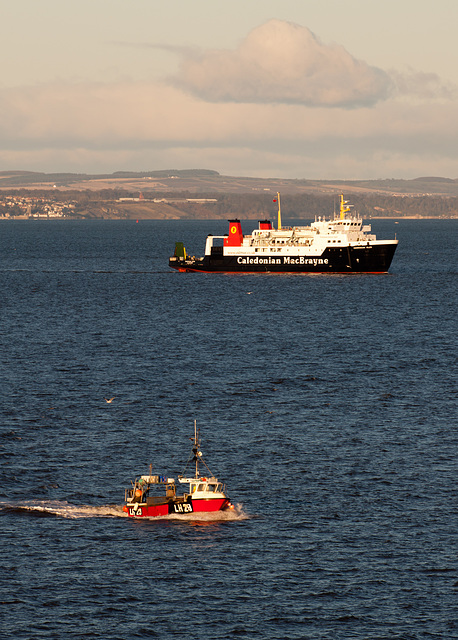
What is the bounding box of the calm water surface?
[0,218,457,639]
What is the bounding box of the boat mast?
[194,419,198,478]
[340,195,351,220]
[277,192,282,230]
[193,419,201,478]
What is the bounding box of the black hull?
[170,244,398,274]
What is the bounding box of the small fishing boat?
[123,421,233,518]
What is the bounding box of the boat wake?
[139,504,249,522]
[0,500,249,521]
[0,500,127,519]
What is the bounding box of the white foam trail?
[0,500,127,519]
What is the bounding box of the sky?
[1,0,458,179]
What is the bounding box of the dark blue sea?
[0,217,457,640]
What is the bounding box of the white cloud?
[163,19,457,108]
[168,19,393,108]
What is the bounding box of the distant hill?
[1,169,458,196]
[1,170,457,218]
[0,169,219,188]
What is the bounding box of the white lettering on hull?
[236,256,328,266]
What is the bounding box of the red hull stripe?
[126,497,229,518]
[174,267,387,275]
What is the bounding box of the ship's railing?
[141,475,175,484]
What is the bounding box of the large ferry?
[123,421,233,518]
[169,194,398,274]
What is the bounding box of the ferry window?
[216,484,222,492]
[191,484,196,493]
[208,484,216,492]
[198,484,205,491]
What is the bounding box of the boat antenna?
[181,420,215,478]
[194,419,199,478]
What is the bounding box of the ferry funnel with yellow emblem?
[224,220,244,247]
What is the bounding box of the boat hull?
[125,497,230,518]
[169,243,398,274]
